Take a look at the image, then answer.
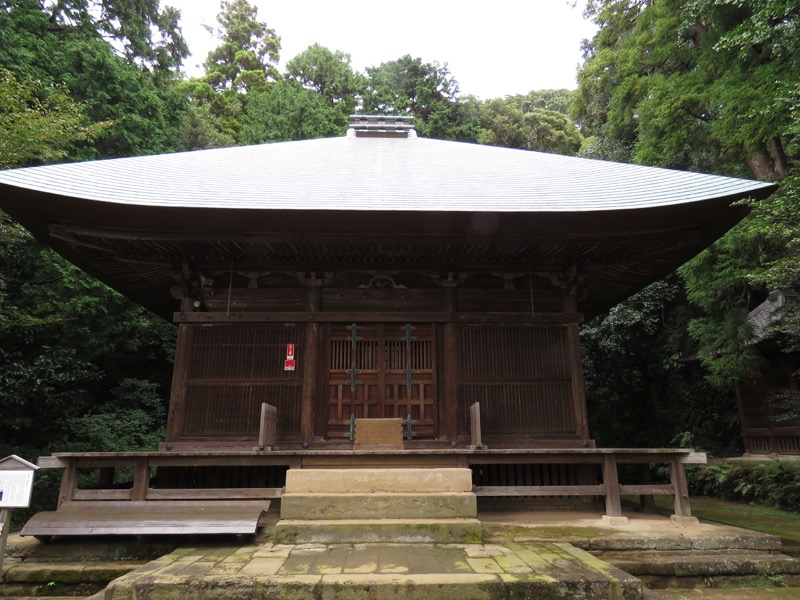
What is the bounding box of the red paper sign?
[286,343,295,359]
[284,359,296,371]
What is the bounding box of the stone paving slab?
[102,541,643,600]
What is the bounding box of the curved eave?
[0,134,777,215]
[0,134,779,319]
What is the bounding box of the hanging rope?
[528,265,535,320]
[226,258,234,316]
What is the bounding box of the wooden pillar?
[563,292,590,441]
[602,454,623,518]
[301,281,322,442]
[58,460,77,508]
[0,508,10,575]
[670,457,692,517]
[566,322,590,440]
[132,458,150,501]
[165,323,194,444]
[441,284,459,442]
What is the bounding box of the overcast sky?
[166,0,598,100]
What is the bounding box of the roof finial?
[348,114,415,138]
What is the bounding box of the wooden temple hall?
[0,115,778,538]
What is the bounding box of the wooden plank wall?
[166,273,587,447]
[170,324,305,442]
[457,325,577,440]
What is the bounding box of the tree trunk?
[746,137,788,181]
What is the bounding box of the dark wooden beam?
[174,311,584,324]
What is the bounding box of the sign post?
[0,455,39,575]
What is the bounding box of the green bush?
[687,460,800,513]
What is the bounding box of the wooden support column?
[562,291,590,441]
[165,324,194,445]
[58,460,78,508]
[301,279,322,442]
[441,283,459,442]
[566,322,590,440]
[669,457,692,517]
[601,454,627,524]
[132,458,150,501]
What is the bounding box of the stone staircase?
[274,467,482,544]
[598,548,800,591]
[0,535,175,600]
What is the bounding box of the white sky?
[166,0,597,100]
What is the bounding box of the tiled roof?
[0,130,776,213]
[747,289,799,342]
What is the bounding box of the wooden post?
[670,457,692,517]
[165,324,194,444]
[0,508,10,576]
[469,402,486,449]
[566,321,591,441]
[301,282,322,442]
[58,460,78,508]
[441,284,459,442]
[131,458,150,501]
[601,454,627,524]
[301,322,320,442]
[258,403,278,450]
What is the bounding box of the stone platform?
[99,541,643,599]
[3,508,800,599]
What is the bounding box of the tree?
[0,68,107,169]
[581,278,743,455]
[574,0,799,180]
[362,55,479,141]
[0,0,180,518]
[0,0,188,75]
[239,82,346,144]
[285,43,364,124]
[203,0,281,94]
[477,98,583,155]
[0,1,189,159]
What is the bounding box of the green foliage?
[0,221,175,480]
[575,0,799,179]
[0,68,107,168]
[688,460,800,513]
[477,97,583,155]
[203,0,281,93]
[582,278,744,455]
[178,102,236,150]
[679,176,800,387]
[515,89,575,115]
[362,55,480,141]
[285,43,364,126]
[66,379,166,452]
[0,1,189,159]
[240,82,347,144]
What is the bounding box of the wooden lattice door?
[325,323,437,440]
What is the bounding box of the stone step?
[280,492,477,520]
[598,549,800,577]
[0,596,84,599]
[0,560,143,599]
[2,561,145,584]
[0,582,104,598]
[285,468,472,494]
[275,518,483,544]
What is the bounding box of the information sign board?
[0,469,35,508]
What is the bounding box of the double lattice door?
[325,323,437,440]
